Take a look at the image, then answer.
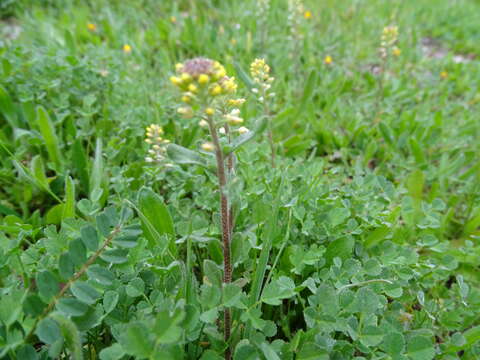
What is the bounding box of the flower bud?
[201,142,215,152]
[198,74,210,84]
[238,126,249,134]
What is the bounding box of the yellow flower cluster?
[170,58,235,99]
[144,124,170,162]
[170,58,246,128]
[250,58,275,102]
[380,25,400,59]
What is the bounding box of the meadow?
[1,0,480,359]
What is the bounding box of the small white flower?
[238,126,249,134]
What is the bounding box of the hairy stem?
[207,118,232,360]
[25,225,121,342]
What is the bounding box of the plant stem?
[207,118,232,360]
[25,225,121,342]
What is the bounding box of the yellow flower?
[304,10,312,19]
[205,107,215,116]
[123,44,132,53]
[170,76,182,86]
[392,47,401,56]
[87,23,96,32]
[324,55,333,65]
[181,73,192,83]
[201,142,215,152]
[440,71,448,79]
[198,74,210,85]
[175,63,184,72]
[188,84,198,93]
[221,77,237,93]
[224,109,243,125]
[230,38,237,46]
[228,98,246,107]
[210,84,222,96]
[250,58,270,78]
[170,16,177,23]
[214,68,227,80]
[181,95,191,103]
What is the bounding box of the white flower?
[238,126,249,134]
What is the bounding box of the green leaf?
[154,309,185,344]
[233,340,259,360]
[203,260,222,288]
[200,307,219,323]
[36,106,62,168]
[364,225,390,249]
[113,234,138,248]
[15,345,38,360]
[100,248,129,264]
[382,332,405,355]
[62,176,76,219]
[90,138,104,204]
[69,238,87,266]
[30,155,50,192]
[200,350,223,360]
[328,207,350,227]
[99,343,126,360]
[360,326,384,347]
[125,277,145,298]
[325,236,355,265]
[406,170,424,201]
[71,139,89,193]
[103,291,119,314]
[167,143,206,166]
[87,265,115,286]
[23,294,47,317]
[246,180,283,337]
[446,325,480,353]
[200,284,221,308]
[138,187,176,253]
[225,116,268,155]
[80,225,99,251]
[233,61,255,89]
[50,313,83,360]
[71,281,101,305]
[353,287,381,315]
[120,322,153,358]
[36,318,62,345]
[56,298,89,316]
[36,270,59,301]
[261,276,296,305]
[260,342,281,360]
[297,70,317,114]
[0,84,19,128]
[223,283,244,308]
[407,336,435,360]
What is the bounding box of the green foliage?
[1,0,480,359]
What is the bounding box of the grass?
[1,0,480,359]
